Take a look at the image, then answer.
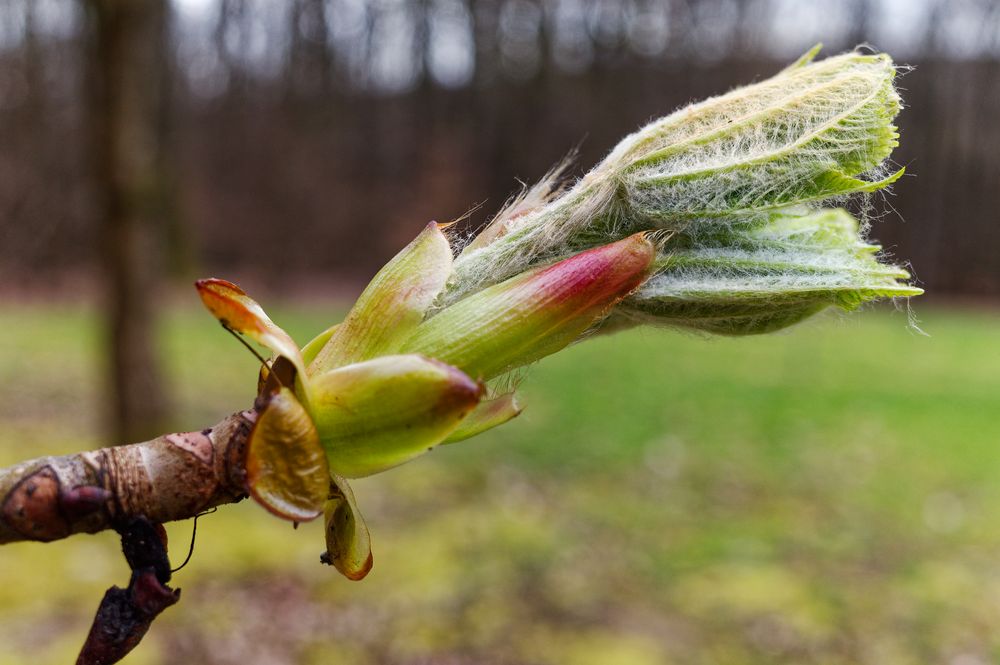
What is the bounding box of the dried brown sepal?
[195,278,305,375]
[257,356,299,398]
[246,388,329,523]
[320,474,373,580]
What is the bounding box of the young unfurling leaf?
[195,48,921,585]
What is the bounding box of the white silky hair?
[616,208,921,335]
[441,46,909,312]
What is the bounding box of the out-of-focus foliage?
[0,301,998,664]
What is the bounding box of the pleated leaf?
[446,49,905,301]
[618,208,922,335]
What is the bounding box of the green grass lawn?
[0,301,998,664]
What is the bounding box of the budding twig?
[0,410,255,546]
[76,517,180,665]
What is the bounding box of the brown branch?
[0,409,257,546]
[77,517,180,665]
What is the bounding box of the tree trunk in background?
[85,0,171,443]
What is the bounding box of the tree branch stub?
[0,409,257,546]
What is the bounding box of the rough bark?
[0,410,256,546]
[77,517,181,665]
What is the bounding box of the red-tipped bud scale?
[401,233,655,380]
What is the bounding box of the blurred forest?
[1,0,998,297]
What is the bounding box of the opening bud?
[403,233,655,380]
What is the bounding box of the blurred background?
[0,1,999,663]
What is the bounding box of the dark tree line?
[1,0,997,291]
[0,0,998,435]
[83,0,172,442]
